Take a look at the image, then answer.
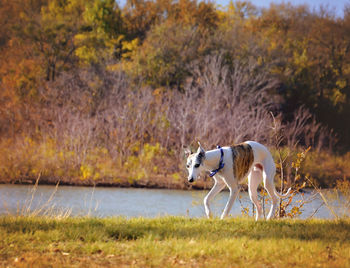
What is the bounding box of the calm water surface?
[0,184,344,219]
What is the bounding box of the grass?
[0,216,350,267]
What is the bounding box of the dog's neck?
[202,149,222,171]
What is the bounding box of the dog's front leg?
[203,178,225,218]
[220,185,240,219]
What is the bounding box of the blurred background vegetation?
[1,0,350,188]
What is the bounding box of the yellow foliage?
[171,173,181,181]
[124,143,166,181]
[74,44,99,64]
[80,164,93,180]
[293,48,309,72]
[122,38,139,59]
[330,88,346,106]
[336,79,346,89]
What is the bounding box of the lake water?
[0,184,346,219]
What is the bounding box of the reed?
[6,175,72,219]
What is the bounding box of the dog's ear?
[184,147,192,158]
[197,141,205,155]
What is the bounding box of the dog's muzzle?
[188,177,194,183]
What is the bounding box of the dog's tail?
[274,187,292,198]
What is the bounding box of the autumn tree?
[74,0,124,65]
[128,21,204,88]
[0,0,47,137]
[18,0,87,81]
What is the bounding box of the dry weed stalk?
[19,173,72,219]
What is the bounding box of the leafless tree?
[168,53,280,153]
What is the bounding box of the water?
[0,184,346,219]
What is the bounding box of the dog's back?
[245,141,275,168]
[230,143,254,180]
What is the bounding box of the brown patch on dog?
[255,163,263,171]
[230,143,254,179]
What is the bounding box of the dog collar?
[209,146,225,177]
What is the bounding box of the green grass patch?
[1,216,349,267]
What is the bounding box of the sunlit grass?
[0,216,349,267]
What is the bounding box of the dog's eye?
[186,164,190,168]
[194,163,200,168]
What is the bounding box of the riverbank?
[0,175,214,190]
[1,216,349,267]
[1,137,350,191]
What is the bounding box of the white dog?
[185,141,291,220]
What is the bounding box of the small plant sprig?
[270,112,314,218]
[277,146,311,218]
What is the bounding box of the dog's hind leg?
[248,169,263,220]
[204,177,225,218]
[262,160,279,220]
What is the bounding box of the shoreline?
[0,176,214,191]
[0,177,325,192]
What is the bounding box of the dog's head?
[185,142,206,183]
